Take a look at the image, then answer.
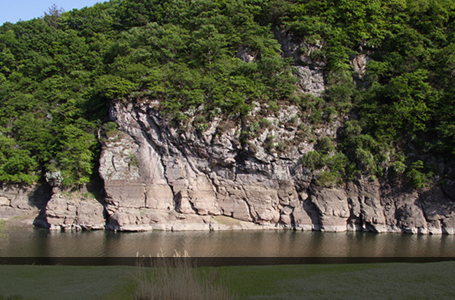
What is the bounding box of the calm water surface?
[1,227,454,258]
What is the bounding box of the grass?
[0,265,137,300]
[1,261,455,299]
[133,258,236,299]
[130,251,236,300]
[219,262,455,299]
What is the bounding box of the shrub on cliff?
[1,0,455,188]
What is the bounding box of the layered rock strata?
[0,184,50,226]
[1,31,454,234]
[42,191,106,231]
[0,183,106,231]
[2,107,455,234]
[92,101,455,234]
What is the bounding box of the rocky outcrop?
[90,99,455,234]
[0,184,50,226]
[1,30,454,235]
[0,181,108,231]
[275,29,326,96]
[43,191,105,231]
[2,102,455,234]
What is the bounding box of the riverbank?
[1,261,455,299]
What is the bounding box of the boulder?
[45,192,105,230]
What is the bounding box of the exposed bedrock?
[0,182,107,231]
[1,30,454,234]
[2,98,455,234]
[0,183,51,226]
[87,101,455,234]
[2,99,455,233]
[43,191,106,231]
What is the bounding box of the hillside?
[1,0,455,233]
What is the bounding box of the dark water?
[1,227,454,259]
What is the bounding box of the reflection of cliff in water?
[1,227,455,258]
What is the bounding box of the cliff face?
[0,183,50,225]
[97,30,455,233]
[93,99,455,234]
[1,31,455,234]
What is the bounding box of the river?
[1,227,454,264]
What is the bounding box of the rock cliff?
[1,30,455,234]
[90,99,455,234]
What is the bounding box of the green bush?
[1,0,455,188]
[268,101,279,112]
[407,160,432,188]
[259,118,272,128]
[319,136,335,154]
[276,142,287,152]
[393,161,407,174]
[101,122,119,139]
[302,151,324,170]
[128,152,139,167]
[264,135,275,151]
[316,171,343,188]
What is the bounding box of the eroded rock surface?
[0,184,51,226]
[1,30,454,235]
[44,192,105,231]
[92,100,455,234]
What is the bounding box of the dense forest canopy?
[1,0,455,188]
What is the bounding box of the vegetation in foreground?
[0,261,455,299]
[133,256,236,300]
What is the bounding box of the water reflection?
[0,227,454,257]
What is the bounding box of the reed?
[133,251,236,300]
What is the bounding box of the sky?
[0,0,104,25]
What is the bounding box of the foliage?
[259,118,272,128]
[0,0,455,188]
[276,142,287,152]
[302,149,349,187]
[128,152,139,167]
[406,160,433,188]
[0,0,295,186]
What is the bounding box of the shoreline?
[4,213,455,235]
